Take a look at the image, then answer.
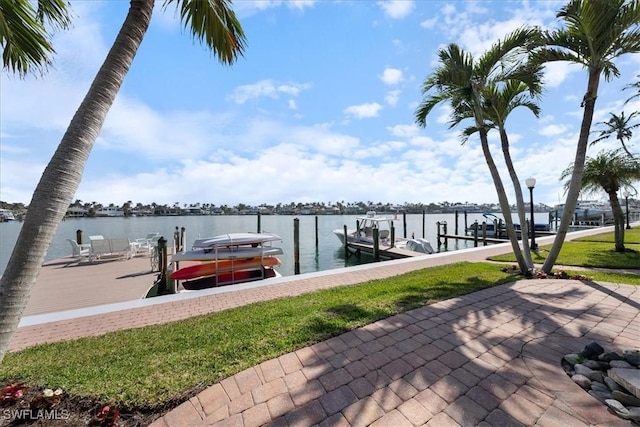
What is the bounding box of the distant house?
[66,207,89,218]
[95,206,125,217]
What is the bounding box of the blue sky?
[1,0,639,208]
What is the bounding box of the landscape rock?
[611,390,640,407]
[624,350,640,367]
[564,343,640,425]
[564,353,582,365]
[609,368,640,400]
[611,360,634,369]
[600,352,625,362]
[582,342,605,359]
[572,374,592,390]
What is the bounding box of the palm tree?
[625,74,640,104]
[0,0,246,363]
[531,0,640,273]
[590,111,640,158]
[560,150,640,251]
[415,27,542,274]
[0,0,71,76]
[458,79,544,269]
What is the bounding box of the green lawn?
[1,228,639,415]
[490,227,640,269]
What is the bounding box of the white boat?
[172,232,284,262]
[0,209,16,222]
[333,211,435,255]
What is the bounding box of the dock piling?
[373,228,379,260]
[315,216,319,248]
[257,212,261,233]
[403,212,407,238]
[294,218,300,274]
[443,221,448,249]
[76,229,83,245]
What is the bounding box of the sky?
[1,0,639,208]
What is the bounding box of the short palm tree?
[560,150,640,251]
[590,111,640,158]
[532,0,640,273]
[0,0,246,363]
[459,80,544,268]
[415,27,542,274]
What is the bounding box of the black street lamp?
[624,191,631,229]
[525,177,537,250]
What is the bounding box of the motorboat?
[170,232,283,290]
[0,209,16,222]
[333,211,435,256]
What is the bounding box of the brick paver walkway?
[148,279,639,427]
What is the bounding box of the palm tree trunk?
[479,129,529,273]
[499,128,533,270]
[608,191,626,252]
[542,71,601,273]
[0,0,155,363]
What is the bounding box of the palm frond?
[164,0,246,65]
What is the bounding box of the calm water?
[0,212,551,277]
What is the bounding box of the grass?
[0,262,516,407]
[489,227,640,269]
[1,228,639,416]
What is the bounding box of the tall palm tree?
[0,0,246,363]
[560,150,640,251]
[415,27,542,274]
[0,0,71,76]
[590,111,640,158]
[531,0,640,273]
[458,80,544,269]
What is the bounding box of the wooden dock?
[345,242,422,259]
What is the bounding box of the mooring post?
[343,225,349,258]
[403,212,407,238]
[390,224,395,248]
[455,211,459,235]
[465,211,468,231]
[443,221,448,249]
[422,210,426,238]
[473,220,478,247]
[76,229,83,245]
[356,220,361,241]
[436,221,442,247]
[482,221,488,246]
[373,228,379,261]
[257,212,261,233]
[294,218,300,274]
[158,237,168,294]
[180,227,186,252]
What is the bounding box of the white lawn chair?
[67,239,90,261]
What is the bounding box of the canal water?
[0,212,551,277]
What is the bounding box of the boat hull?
[171,256,281,280]
[171,246,283,262]
[181,268,278,290]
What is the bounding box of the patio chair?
[67,239,90,261]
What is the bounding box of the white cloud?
[226,80,310,104]
[385,90,401,106]
[380,67,404,85]
[377,0,415,19]
[387,124,419,138]
[344,103,383,119]
[539,124,569,137]
[420,17,438,29]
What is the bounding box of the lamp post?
[623,191,631,229]
[525,177,537,250]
